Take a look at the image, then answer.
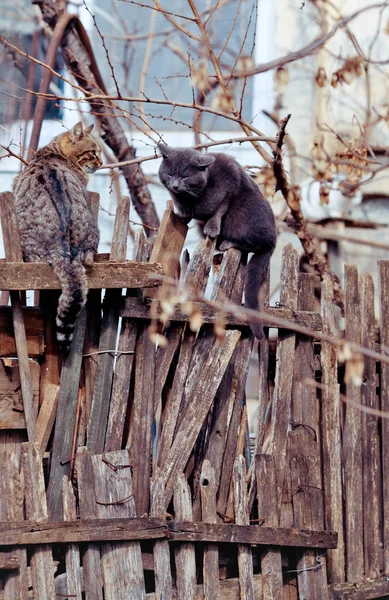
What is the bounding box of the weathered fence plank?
[233,455,255,600]
[268,244,299,489]
[87,195,130,454]
[379,260,389,574]
[62,478,82,600]
[320,275,345,583]
[0,449,28,600]
[174,473,197,600]
[0,191,35,442]
[256,454,283,599]
[105,229,150,452]
[21,442,56,600]
[151,474,173,600]
[360,273,383,578]
[343,265,364,582]
[291,455,329,600]
[201,460,220,599]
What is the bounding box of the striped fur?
[13,122,101,354]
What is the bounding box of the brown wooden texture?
[46,308,87,520]
[121,297,323,330]
[0,307,44,357]
[268,244,299,489]
[145,205,188,300]
[62,478,82,600]
[21,442,56,600]
[256,454,283,599]
[0,359,39,430]
[0,261,163,290]
[233,455,255,600]
[328,577,389,599]
[87,449,145,600]
[360,273,383,578]
[35,383,59,453]
[150,474,173,600]
[379,260,389,574]
[161,329,241,508]
[291,455,329,599]
[200,460,220,599]
[76,447,103,600]
[105,229,150,452]
[0,449,28,600]
[87,195,130,454]
[320,275,345,583]
[0,518,337,548]
[127,321,155,516]
[343,265,364,582]
[0,191,35,442]
[173,473,197,600]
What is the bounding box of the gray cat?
[158,143,277,339]
[13,122,101,353]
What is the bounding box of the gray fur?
[158,143,277,339]
[13,123,101,353]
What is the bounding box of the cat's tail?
[244,250,273,340]
[52,258,88,354]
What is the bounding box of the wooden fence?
[0,191,388,599]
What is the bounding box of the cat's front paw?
[203,221,220,238]
[83,250,95,267]
[219,240,236,252]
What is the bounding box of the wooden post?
[343,264,364,581]
[21,442,56,599]
[0,191,35,442]
[173,473,197,600]
[200,460,220,599]
[320,275,344,583]
[87,195,131,454]
[233,455,255,600]
[379,260,389,574]
[151,473,173,600]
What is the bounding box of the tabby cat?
[158,143,277,339]
[13,121,101,353]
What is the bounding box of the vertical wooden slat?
[343,264,364,581]
[21,442,56,600]
[201,460,220,599]
[233,455,255,600]
[256,454,283,599]
[174,473,197,600]
[91,449,145,599]
[62,477,82,600]
[360,273,383,578]
[87,195,131,454]
[268,244,299,489]
[76,446,103,600]
[0,449,28,600]
[46,308,87,520]
[127,321,155,515]
[0,191,35,442]
[105,229,150,452]
[320,275,344,583]
[291,455,329,600]
[379,260,389,574]
[151,474,173,599]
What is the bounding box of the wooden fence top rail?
[0,261,164,290]
[121,297,323,331]
[0,517,337,549]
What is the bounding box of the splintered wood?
[0,192,385,599]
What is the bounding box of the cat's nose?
[171,180,180,190]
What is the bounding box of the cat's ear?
[84,124,94,134]
[157,143,173,158]
[69,121,84,141]
[190,153,215,168]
